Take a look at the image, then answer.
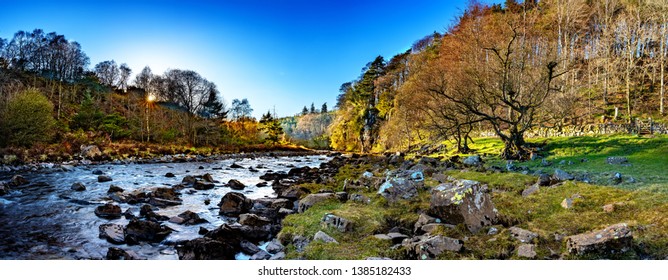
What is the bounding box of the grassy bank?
[439,134,668,191]
[277,135,668,259]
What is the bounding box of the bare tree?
[118,63,132,91]
[94,60,119,86]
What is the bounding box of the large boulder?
[80,145,102,159]
[177,237,237,260]
[565,223,633,256]
[403,235,463,260]
[297,193,336,213]
[322,213,353,232]
[429,179,497,233]
[124,219,173,244]
[218,192,253,217]
[95,203,122,219]
[377,170,424,202]
[99,223,126,244]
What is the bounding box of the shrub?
[1,89,55,147]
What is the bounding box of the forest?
[331,0,668,159]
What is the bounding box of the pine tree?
[321,102,328,113]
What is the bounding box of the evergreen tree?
[310,102,316,114]
[321,102,328,113]
[302,106,309,116]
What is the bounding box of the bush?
[0,89,55,147]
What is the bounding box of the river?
[0,154,330,260]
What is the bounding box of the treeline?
[331,0,668,159]
[0,29,277,153]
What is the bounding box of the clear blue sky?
[1,0,499,118]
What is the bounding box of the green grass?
[277,135,668,259]
[439,134,668,191]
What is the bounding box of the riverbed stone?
[565,223,633,256]
[429,179,497,233]
[107,185,124,193]
[239,213,272,227]
[177,237,237,260]
[70,182,86,191]
[106,247,141,260]
[172,210,207,225]
[250,250,271,260]
[95,203,122,219]
[125,219,173,244]
[227,179,246,190]
[240,240,261,255]
[98,175,113,183]
[193,180,215,190]
[99,223,126,244]
[218,192,253,216]
[266,240,284,254]
[269,252,286,260]
[279,185,309,200]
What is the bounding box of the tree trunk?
[626,48,632,124]
[500,127,526,160]
[661,19,665,115]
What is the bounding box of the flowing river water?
[0,154,330,260]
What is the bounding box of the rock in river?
[99,223,126,244]
[227,179,246,190]
[95,203,122,219]
[70,182,86,192]
[218,192,253,217]
[125,219,173,244]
